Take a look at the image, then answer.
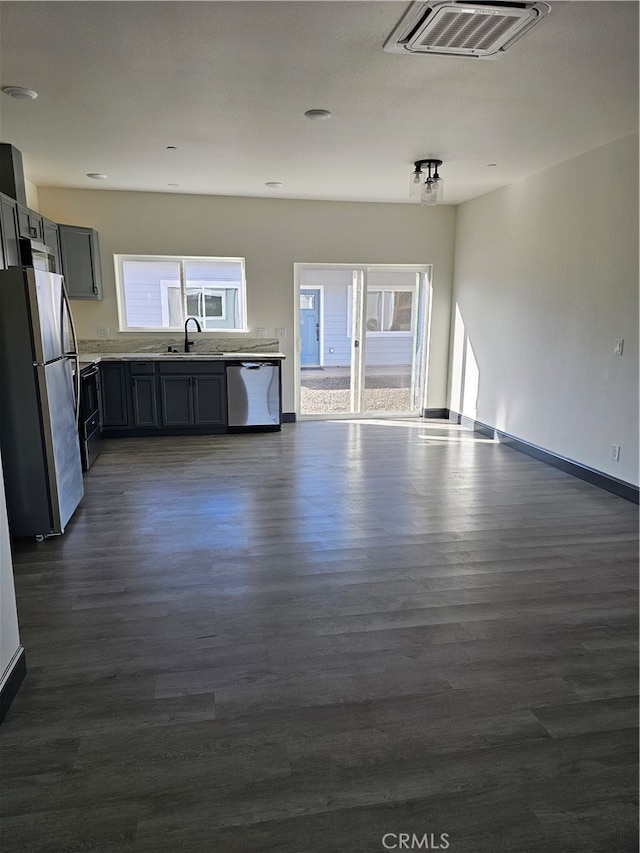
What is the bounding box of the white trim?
[160,279,181,327]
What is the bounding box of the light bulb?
[412,170,422,185]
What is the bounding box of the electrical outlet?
[255,327,266,338]
[614,339,624,356]
[611,444,620,462]
[275,327,287,338]
[97,326,110,338]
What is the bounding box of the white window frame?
[114,254,248,333]
[160,279,181,327]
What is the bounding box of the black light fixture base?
[414,159,442,172]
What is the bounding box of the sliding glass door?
[297,265,431,418]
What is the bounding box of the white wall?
[0,451,21,695]
[37,189,456,413]
[451,134,639,486]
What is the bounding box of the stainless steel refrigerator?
[0,266,84,538]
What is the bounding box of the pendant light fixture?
[410,159,443,205]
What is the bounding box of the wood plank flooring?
[1,419,638,853]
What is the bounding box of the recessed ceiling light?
[265,181,283,189]
[304,109,332,121]
[168,183,179,187]
[166,146,177,150]
[487,163,498,167]
[2,86,38,101]
[86,173,107,180]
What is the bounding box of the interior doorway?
[296,265,432,419]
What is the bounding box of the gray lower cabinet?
[100,362,129,428]
[129,361,158,428]
[132,375,159,427]
[58,224,102,299]
[100,360,226,435]
[193,375,226,425]
[158,363,226,428]
[160,376,193,426]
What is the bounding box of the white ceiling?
[0,1,637,205]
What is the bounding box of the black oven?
[79,364,102,470]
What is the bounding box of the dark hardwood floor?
[1,419,638,853]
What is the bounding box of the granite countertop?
[77,336,285,364]
[79,352,285,363]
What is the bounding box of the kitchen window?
[115,255,247,331]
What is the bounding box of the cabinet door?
[100,363,129,427]
[0,195,19,268]
[160,376,193,426]
[131,375,158,427]
[193,375,226,426]
[16,205,43,241]
[42,218,62,274]
[16,205,32,238]
[58,224,103,299]
[29,211,44,243]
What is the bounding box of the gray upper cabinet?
[42,217,62,275]
[0,193,20,269]
[17,204,44,242]
[58,224,102,300]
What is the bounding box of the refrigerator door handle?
[62,280,81,422]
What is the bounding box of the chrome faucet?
[184,317,202,352]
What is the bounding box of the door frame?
[294,263,433,420]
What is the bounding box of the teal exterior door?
[300,289,320,366]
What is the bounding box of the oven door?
[79,364,101,470]
[80,365,100,418]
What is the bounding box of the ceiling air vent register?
[383,1,550,58]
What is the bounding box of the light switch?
[255,327,266,338]
[614,339,624,355]
[276,327,287,338]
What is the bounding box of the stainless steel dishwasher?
[226,361,281,430]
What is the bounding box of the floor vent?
[383,1,550,58]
